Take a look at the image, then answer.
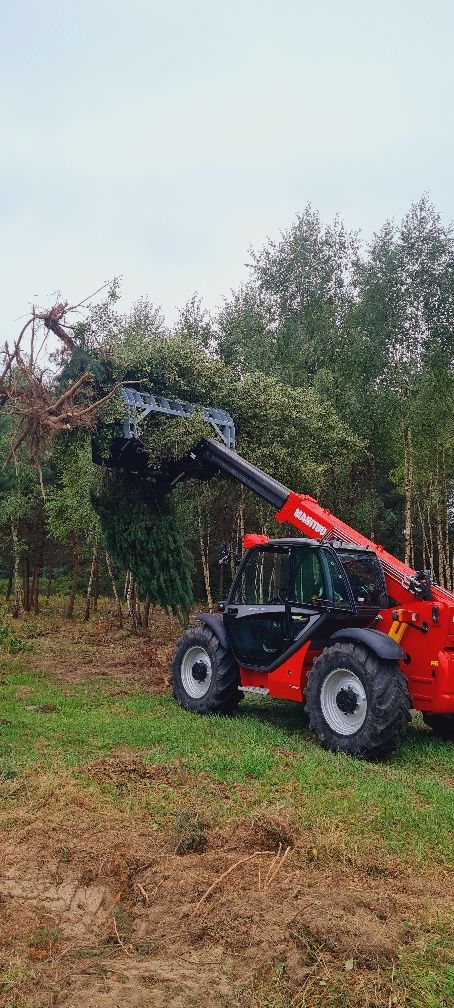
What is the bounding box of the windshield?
[231,545,326,606]
[337,550,387,609]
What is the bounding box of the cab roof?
[265,538,373,552]
[266,537,319,548]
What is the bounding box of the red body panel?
[241,641,311,702]
[238,491,454,714]
[240,644,320,703]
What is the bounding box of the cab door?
[224,545,325,670]
[224,547,289,669]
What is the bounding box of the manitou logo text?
[294,508,327,537]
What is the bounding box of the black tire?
[172,625,240,715]
[305,641,411,760]
[422,713,454,740]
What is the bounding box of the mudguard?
[194,613,230,650]
[330,627,405,661]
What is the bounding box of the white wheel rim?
[320,667,367,735]
[180,645,213,699]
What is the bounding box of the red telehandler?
[103,388,454,759]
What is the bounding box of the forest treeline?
[0,196,452,624]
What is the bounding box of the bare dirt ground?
[1,773,452,1008]
[16,604,181,692]
[1,609,453,1006]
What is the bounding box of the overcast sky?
[1,0,453,339]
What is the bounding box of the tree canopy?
[0,196,452,622]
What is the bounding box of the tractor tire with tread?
[422,713,454,740]
[172,625,241,715]
[305,641,411,759]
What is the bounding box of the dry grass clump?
[248,804,298,851]
[174,807,209,854]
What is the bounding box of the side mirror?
[217,544,230,565]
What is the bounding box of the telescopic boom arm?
[118,387,453,608]
[194,438,452,608]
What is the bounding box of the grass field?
[0,603,453,1007]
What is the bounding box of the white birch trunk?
[403,423,413,567]
[197,501,213,610]
[11,523,22,617]
[84,543,98,621]
[105,552,123,626]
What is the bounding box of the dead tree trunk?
[66,534,80,619]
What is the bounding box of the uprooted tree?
[0,289,201,622]
[0,282,363,625]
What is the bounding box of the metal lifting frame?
[121,387,236,450]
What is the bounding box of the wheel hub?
[192,661,208,682]
[320,667,367,735]
[336,685,359,715]
[180,646,213,699]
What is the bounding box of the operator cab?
[223,539,387,671]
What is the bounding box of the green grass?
[1,661,454,864]
[1,650,454,1008]
[397,924,454,1008]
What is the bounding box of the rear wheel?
[172,625,240,715]
[422,713,454,740]
[305,641,410,759]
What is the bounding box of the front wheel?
[172,625,240,715]
[305,642,411,759]
[422,713,454,740]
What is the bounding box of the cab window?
[232,547,290,605]
[320,549,352,609]
[338,551,387,608]
[291,548,324,605]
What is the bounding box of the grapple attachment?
[92,387,290,507]
[92,387,236,487]
[121,388,236,448]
